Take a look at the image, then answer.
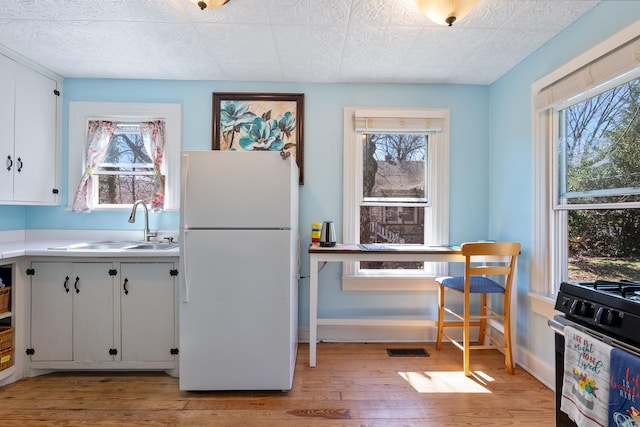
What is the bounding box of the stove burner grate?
[592,280,640,299]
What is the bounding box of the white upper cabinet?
[0,55,15,202]
[0,53,60,205]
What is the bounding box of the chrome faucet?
[128,200,157,242]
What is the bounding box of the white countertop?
[0,230,179,260]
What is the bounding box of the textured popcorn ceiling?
[0,0,600,84]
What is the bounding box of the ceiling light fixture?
[189,0,230,11]
[415,0,480,26]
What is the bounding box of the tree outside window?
[558,77,640,281]
[96,124,156,205]
[89,120,166,210]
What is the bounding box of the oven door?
[549,318,578,427]
[549,315,640,427]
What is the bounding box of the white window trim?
[342,107,450,291]
[68,102,181,211]
[530,20,640,315]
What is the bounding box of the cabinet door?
[120,263,175,363]
[0,55,16,202]
[13,63,58,204]
[72,263,115,362]
[30,262,73,362]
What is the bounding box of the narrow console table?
[308,243,465,367]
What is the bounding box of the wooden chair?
[435,241,521,376]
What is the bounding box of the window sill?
[529,292,557,319]
[342,275,439,292]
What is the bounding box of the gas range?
[554,280,640,348]
[551,281,640,427]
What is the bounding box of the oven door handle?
[548,318,565,336]
[550,315,640,358]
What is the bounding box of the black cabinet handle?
[6,155,12,172]
[16,157,22,173]
[74,276,80,294]
[63,276,70,293]
[123,278,129,295]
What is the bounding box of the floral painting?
[212,92,304,184]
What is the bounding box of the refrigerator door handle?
[180,229,189,303]
[181,153,190,229]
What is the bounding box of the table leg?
[309,254,318,367]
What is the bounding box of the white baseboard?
[300,325,440,343]
[299,324,474,343]
[515,344,556,391]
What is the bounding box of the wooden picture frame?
[212,92,304,184]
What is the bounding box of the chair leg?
[503,294,514,374]
[463,287,471,376]
[436,284,444,350]
[478,293,487,345]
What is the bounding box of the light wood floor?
[0,343,555,426]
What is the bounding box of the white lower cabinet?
[120,262,177,363]
[30,262,114,363]
[29,262,72,361]
[28,260,177,371]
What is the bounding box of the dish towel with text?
[560,325,612,427]
[608,347,640,427]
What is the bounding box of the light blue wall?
[0,79,490,324]
[489,2,640,368]
[0,206,26,229]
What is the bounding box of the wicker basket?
[0,326,13,351]
[0,346,13,371]
[0,287,10,313]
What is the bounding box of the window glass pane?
[101,129,153,169]
[360,206,424,270]
[568,208,640,282]
[94,121,162,206]
[362,133,427,202]
[360,132,428,270]
[558,78,640,205]
[98,175,162,205]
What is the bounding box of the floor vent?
[386,348,429,357]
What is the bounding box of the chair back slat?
[462,241,520,290]
[468,265,511,276]
[461,241,520,257]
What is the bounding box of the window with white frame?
[68,102,181,212]
[342,107,450,291]
[91,121,162,208]
[532,24,640,299]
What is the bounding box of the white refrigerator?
[178,150,299,391]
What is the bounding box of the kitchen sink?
[48,241,137,250]
[124,242,179,250]
[48,241,178,251]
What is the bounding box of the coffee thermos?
[319,221,336,247]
